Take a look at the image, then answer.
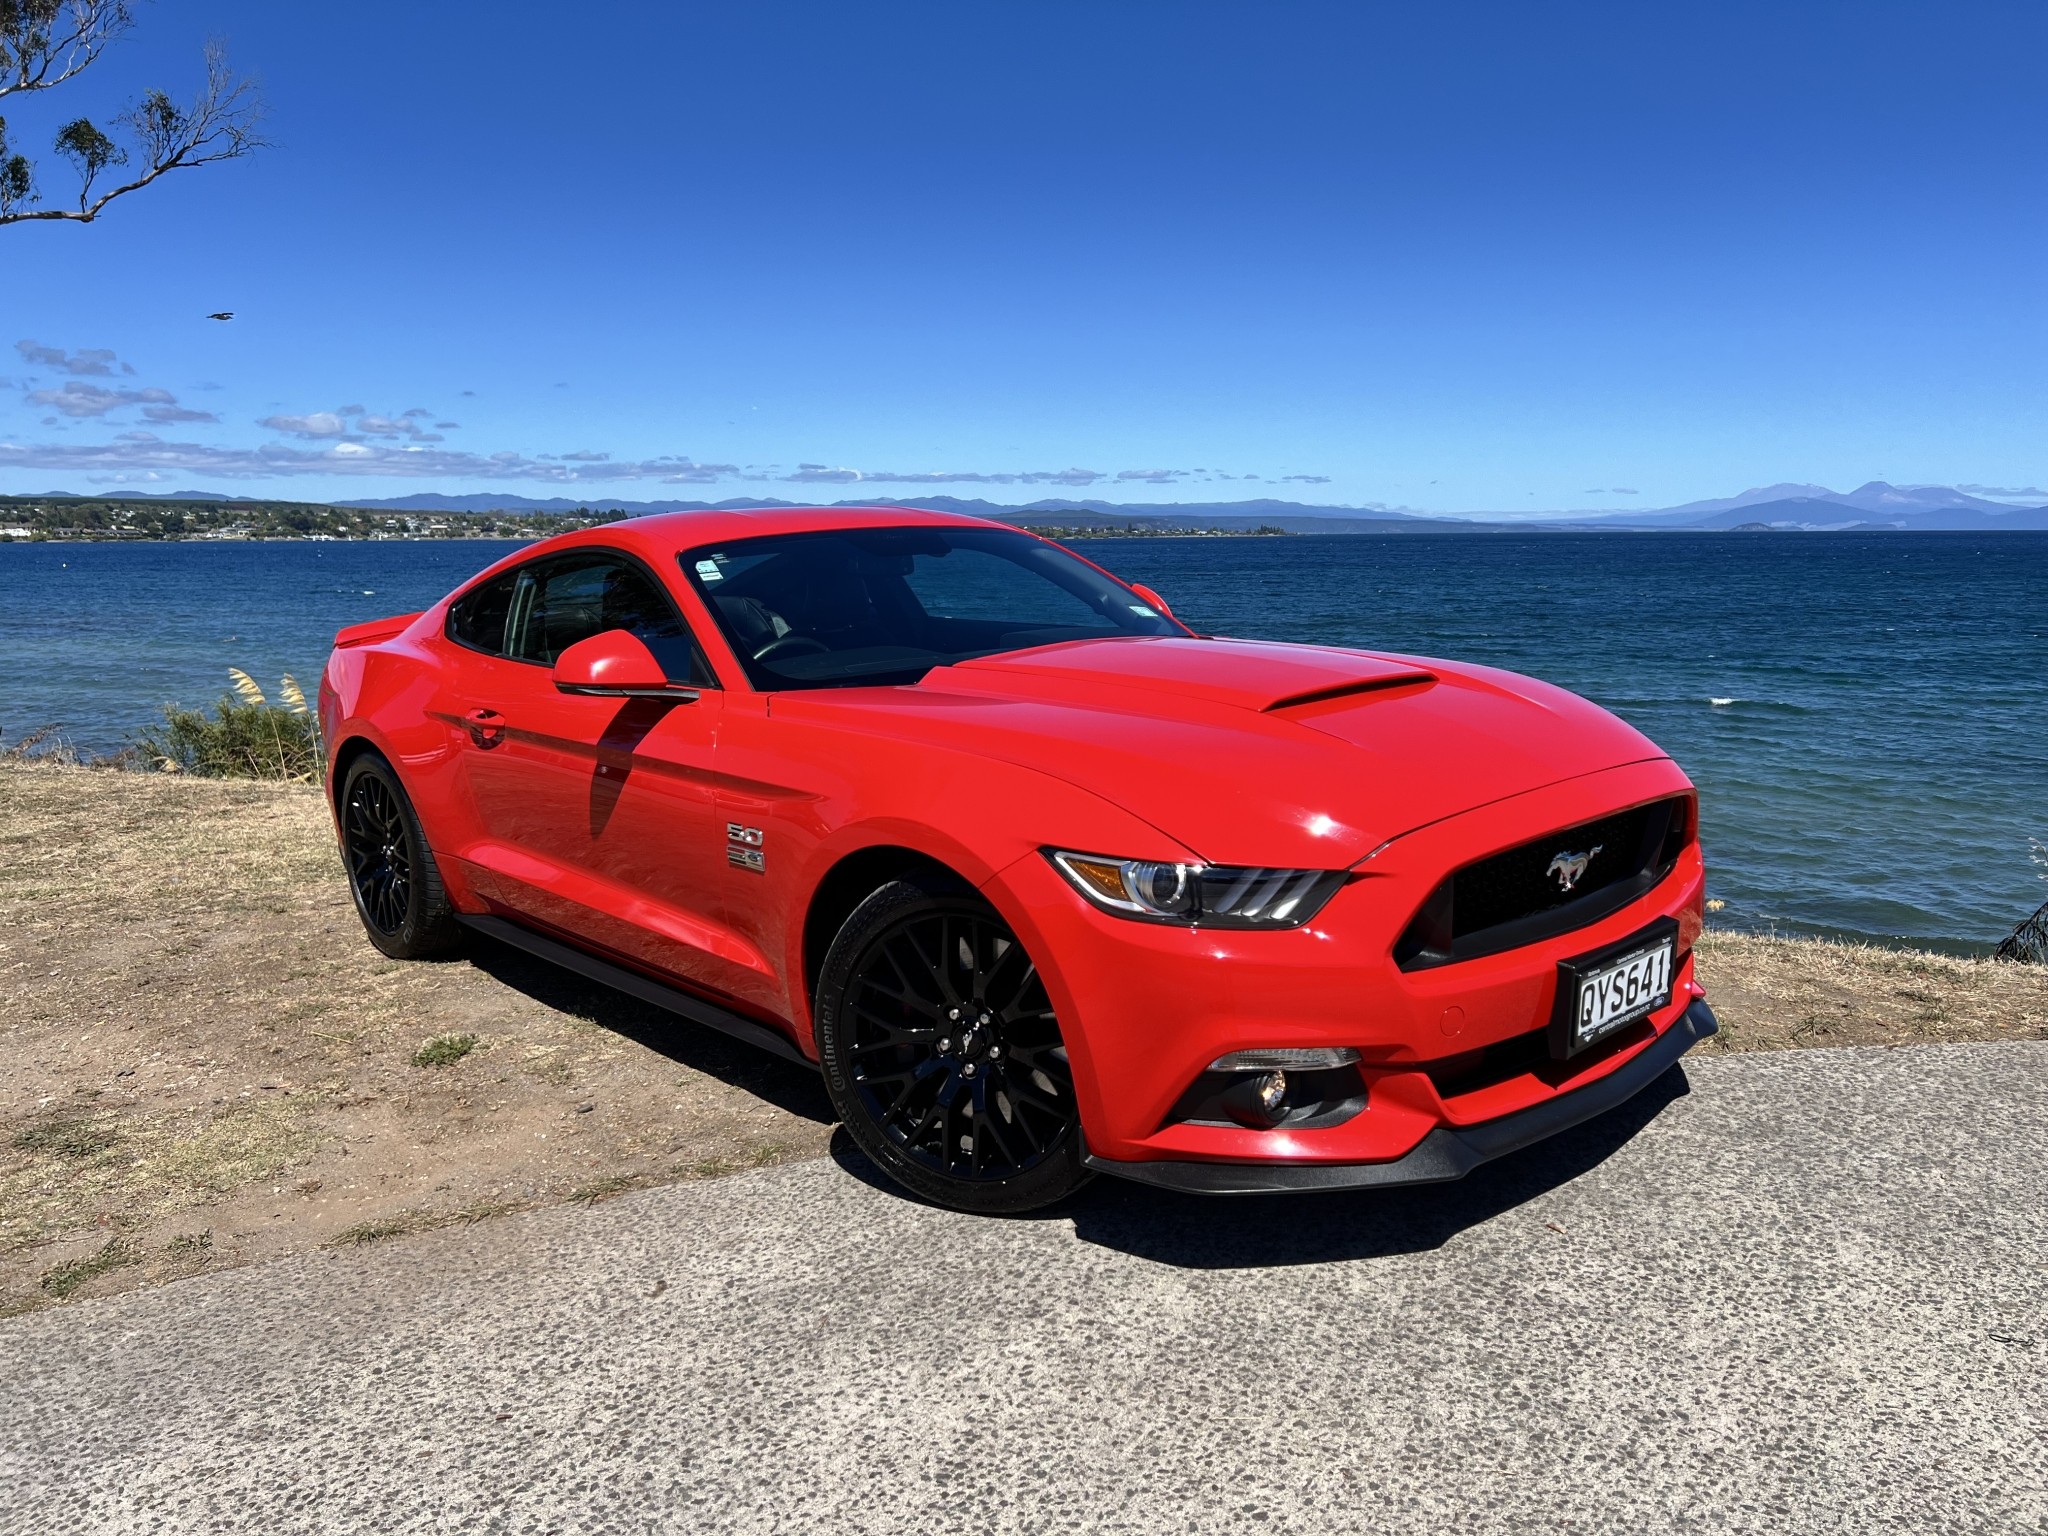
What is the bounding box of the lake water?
[3,532,2044,950]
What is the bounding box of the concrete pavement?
[4,1042,2044,1535]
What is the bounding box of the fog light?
[1254,1070,1288,1115]
[1218,1067,1293,1129]
[1208,1047,1361,1071]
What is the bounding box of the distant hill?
[322,491,1486,535]
[15,481,2047,532]
[300,481,2048,530]
[1561,481,2048,531]
[327,490,1441,520]
[1671,497,2048,531]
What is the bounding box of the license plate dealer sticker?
[1553,920,1679,1058]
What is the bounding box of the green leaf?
[54,115,123,181]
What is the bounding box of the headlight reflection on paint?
[1046,850,1346,929]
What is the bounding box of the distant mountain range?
[19,481,2048,532]
[317,492,1483,535]
[1545,481,2048,531]
[327,481,2048,531]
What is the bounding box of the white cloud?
[772,466,1113,487]
[15,340,122,376]
[1957,483,2048,500]
[28,381,180,418]
[0,434,742,484]
[260,412,351,438]
[261,406,449,443]
[0,425,1322,495]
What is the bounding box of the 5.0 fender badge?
[726,823,766,873]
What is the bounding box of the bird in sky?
[206,311,234,321]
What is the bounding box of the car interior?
[687,529,1180,688]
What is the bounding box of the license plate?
[1550,918,1679,1059]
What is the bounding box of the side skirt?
[455,913,816,1069]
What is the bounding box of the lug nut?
[937,1038,950,1054]
[963,1063,977,1077]
[948,1007,960,1020]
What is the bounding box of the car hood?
[781,636,1669,868]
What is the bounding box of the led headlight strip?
[1046,849,1346,929]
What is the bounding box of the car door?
[441,548,748,996]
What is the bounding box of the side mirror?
[552,630,699,700]
[1129,582,1174,618]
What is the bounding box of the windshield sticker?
[695,559,724,581]
[1128,604,1158,617]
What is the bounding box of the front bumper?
[1085,997,1716,1193]
[984,759,1707,1169]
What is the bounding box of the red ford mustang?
[320,506,1714,1213]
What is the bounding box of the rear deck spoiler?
[334,612,423,649]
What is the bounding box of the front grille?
[1395,796,1691,970]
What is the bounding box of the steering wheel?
[753,633,829,663]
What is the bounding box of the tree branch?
[0,38,263,225]
[0,0,131,102]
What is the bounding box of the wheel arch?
[801,844,972,1013]
[327,732,386,808]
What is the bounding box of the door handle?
[463,708,506,747]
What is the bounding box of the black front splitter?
[1084,997,1718,1195]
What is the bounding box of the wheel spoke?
[841,905,1074,1184]
[343,776,416,937]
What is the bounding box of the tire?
[816,876,1090,1214]
[337,752,462,960]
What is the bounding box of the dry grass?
[2,759,2041,1314]
[0,762,835,1316]
[1694,931,2047,1052]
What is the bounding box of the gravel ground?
[4,1041,2042,1536]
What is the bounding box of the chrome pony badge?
[1546,844,1603,893]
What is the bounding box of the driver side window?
[499,553,715,685]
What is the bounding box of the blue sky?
[4,0,2045,512]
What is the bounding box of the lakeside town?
[0,495,1291,543]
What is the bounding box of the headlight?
[1046,849,1346,929]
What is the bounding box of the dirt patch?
[4,762,2043,1315]
[0,763,834,1317]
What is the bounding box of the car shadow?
[1066,1067,1695,1268]
[452,925,1694,1256]
[830,1065,1694,1269]
[459,931,837,1125]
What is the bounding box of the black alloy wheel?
[816,878,1088,1213]
[339,753,460,960]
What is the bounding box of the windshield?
[679,525,1187,690]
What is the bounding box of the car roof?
[439,505,1045,606]
[547,504,1015,559]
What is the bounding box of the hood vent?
[1262,670,1436,713]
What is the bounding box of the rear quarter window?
[446,571,517,654]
